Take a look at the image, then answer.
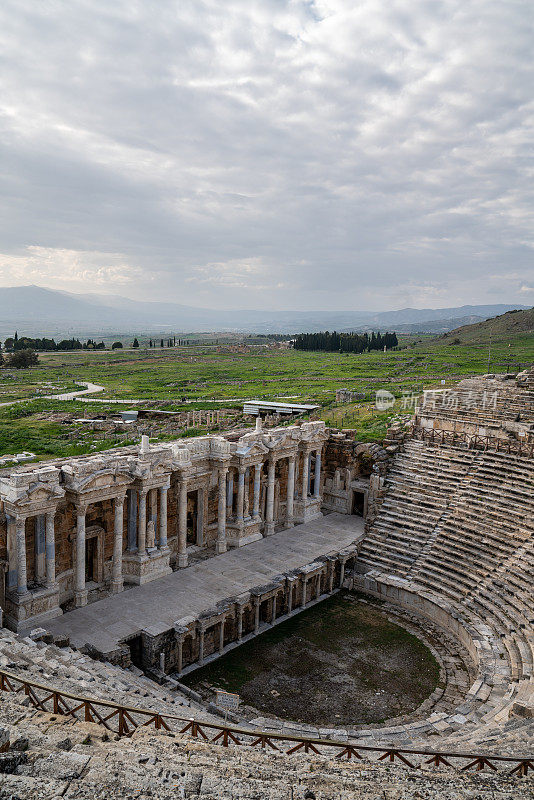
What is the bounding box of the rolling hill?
[0,285,528,337]
[436,307,534,344]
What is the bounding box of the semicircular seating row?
[353,438,534,746]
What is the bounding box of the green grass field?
[0,332,532,459]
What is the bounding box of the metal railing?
[0,668,532,777]
[412,426,534,458]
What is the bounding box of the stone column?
[217,467,228,554]
[44,511,56,588]
[301,576,308,608]
[254,596,260,633]
[316,573,322,600]
[127,489,138,552]
[149,488,158,526]
[219,618,225,654]
[339,558,346,587]
[328,560,335,593]
[226,470,234,518]
[236,466,245,525]
[286,456,295,528]
[198,625,205,665]
[159,486,169,551]
[237,607,244,641]
[177,636,184,676]
[15,517,28,596]
[265,456,276,536]
[271,594,277,624]
[196,488,205,546]
[178,479,188,568]
[244,468,250,519]
[111,496,124,594]
[314,448,322,498]
[75,505,88,607]
[253,464,261,520]
[308,453,313,495]
[301,451,309,499]
[287,581,294,614]
[6,516,17,590]
[35,515,46,583]
[137,490,148,559]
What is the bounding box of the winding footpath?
[0,380,106,408]
[0,381,146,408]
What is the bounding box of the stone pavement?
[41,513,365,656]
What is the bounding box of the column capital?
[75,502,88,515]
[237,463,246,475]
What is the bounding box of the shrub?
[7,349,39,368]
[111,342,123,349]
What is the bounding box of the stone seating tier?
[357,435,534,747]
[2,690,533,799]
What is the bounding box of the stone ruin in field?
[0,368,532,797]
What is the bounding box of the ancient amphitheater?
[0,369,533,799]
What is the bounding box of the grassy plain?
[0,332,532,460]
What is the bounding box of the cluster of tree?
[293,330,399,353]
[148,336,198,347]
[0,349,39,369]
[111,339,139,349]
[83,339,106,350]
[148,337,193,347]
[2,334,106,352]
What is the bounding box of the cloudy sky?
[0,0,532,311]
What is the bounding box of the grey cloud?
[0,0,532,310]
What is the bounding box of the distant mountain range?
[0,285,528,336]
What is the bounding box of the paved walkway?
[42,513,365,656]
[0,381,106,408]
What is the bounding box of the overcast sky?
[0,0,532,311]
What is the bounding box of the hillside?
[436,307,534,344]
[0,285,528,337]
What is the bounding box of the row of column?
[226,464,262,524]
[127,486,169,557]
[73,491,158,605]
[9,512,56,596]
[300,448,322,500]
[173,555,345,674]
[7,448,324,605]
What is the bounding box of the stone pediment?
[69,468,133,495]
[0,470,64,507]
[261,429,300,452]
[25,487,56,503]
[235,437,270,457]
